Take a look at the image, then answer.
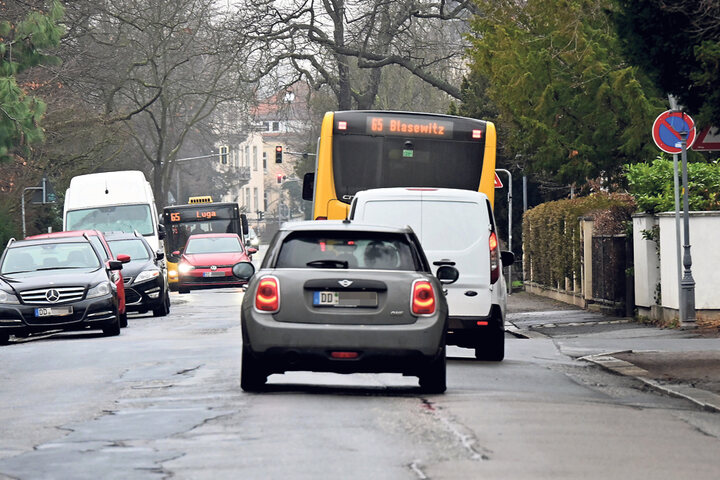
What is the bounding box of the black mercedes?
[0,235,123,344]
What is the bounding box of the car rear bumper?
[242,307,445,359]
[446,305,504,347]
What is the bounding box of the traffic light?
[275,145,283,163]
[276,173,283,184]
[257,210,263,220]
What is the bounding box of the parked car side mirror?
[155,250,165,261]
[436,265,459,285]
[116,254,131,263]
[172,250,181,256]
[107,260,123,271]
[231,261,255,280]
[501,251,515,267]
[247,247,258,255]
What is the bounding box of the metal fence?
[591,234,632,308]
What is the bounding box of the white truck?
[63,171,165,251]
[350,187,514,361]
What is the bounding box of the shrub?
[625,156,720,213]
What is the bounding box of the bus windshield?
[65,205,154,236]
[332,135,484,202]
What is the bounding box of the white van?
[63,171,165,251]
[350,187,514,361]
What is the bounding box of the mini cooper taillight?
[255,277,279,312]
[489,231,500,284]
[412,280,436,315]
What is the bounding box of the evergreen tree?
[0,1,64,162]
[467,0,664,187]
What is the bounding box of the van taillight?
[412,280,436,315]
[489,231,500,284]
[255,277,279,312]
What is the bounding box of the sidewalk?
[507,291,720,412]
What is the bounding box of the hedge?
[522,192,635,289]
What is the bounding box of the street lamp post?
[679,129,696,325]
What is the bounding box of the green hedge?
[522,193,635,289]
[625,156,720,213]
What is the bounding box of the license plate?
[203,271,226,277]
[313,291,377,307]
[35,306,73,317]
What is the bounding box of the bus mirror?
[158,223,166,240]
[241,214,249,235]
[302,172,315,201]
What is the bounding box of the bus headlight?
[178,263,194,274]
[87,282,111,299]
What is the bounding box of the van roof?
[353,187,490,202]
[65,170,154,210]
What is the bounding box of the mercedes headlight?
[135,269,161,284]
[87,282,111,299]
[178,262,194,274]
[0,289,19,304]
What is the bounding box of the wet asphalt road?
[1,289,719,479]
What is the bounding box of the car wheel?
[120,312,128,328]
[474,329,505,361]
[153,292,171,317]
[102,314,121,337]
[0,332,10,345]
[419,344,447,394]
[241,345,267,392]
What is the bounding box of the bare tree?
[57,0,263,206]
[238,0,475,110]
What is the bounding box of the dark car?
[0,236,123,344]
[174,233,254,293]
[234,220,459,393]
[104,232,170,317]
[25,230,130,327]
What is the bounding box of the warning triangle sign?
[494,172,503,188]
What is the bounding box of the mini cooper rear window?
[276,232,417,270]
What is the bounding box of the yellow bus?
[302,110,498,220]
[162,202,247,289]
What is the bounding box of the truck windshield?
[66,205,154,236]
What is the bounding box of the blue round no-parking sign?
[652,111,696,154]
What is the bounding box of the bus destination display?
[365,116,454,138]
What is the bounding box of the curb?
[580,352,720,413]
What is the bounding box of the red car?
[174,233,255,293]
[26,230,131,327]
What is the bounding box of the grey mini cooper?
[231,220,459,393]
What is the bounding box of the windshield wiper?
[306,259,349,269]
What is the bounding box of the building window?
[253,187,258,212]
[245,188,251,210]
[244,146,250,167]
[219,145,228,165]
[253,146,258,171]
[263,151,267,171]
[272,121,280,132]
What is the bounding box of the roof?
[353,187,490,202]
[279,220,415,235]
[10,236,93,247]
[187,233,241,239]
[26,230,105,240]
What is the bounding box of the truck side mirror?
[501,251,515,266]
